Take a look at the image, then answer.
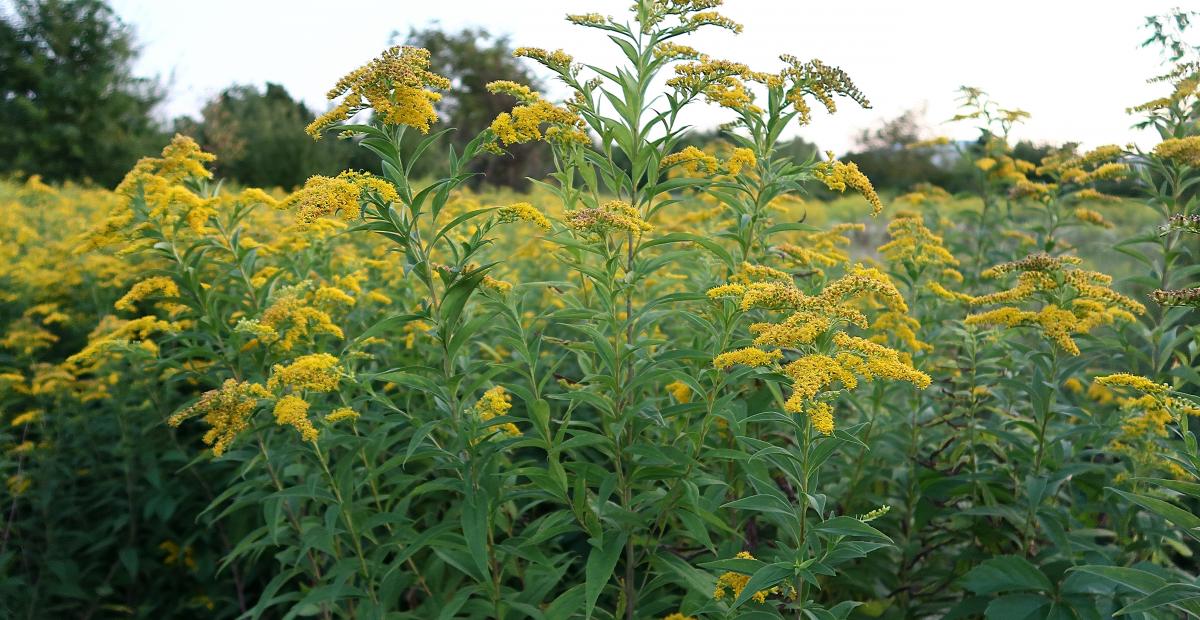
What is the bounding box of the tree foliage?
[174,83,365,189]
[0,0,163,186]
[400,25,552,188]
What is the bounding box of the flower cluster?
[965,254,1145,355]
[565,200,652,237]
[474,386,519,438]
[813,153,883,216]
[779,55,871,124]
[497,201,552,231]
[486,81,588,149]
[710,265,929,434]
[878,213,960,273]
[306,46,451,137]
[283,171,398,226]
[167,379,272,456]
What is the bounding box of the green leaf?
[961,556,1052,594]
[730,562,792,610]
[721,494,795,518]
[984,593,1052,620]
[1116,583,1200,615]
[342,313,422,354]
[813,516,892,541]
[461,485,491,585]
[642,232,736,269]
[1069,565,1167,595]
[1109,486,1200,541]
[584,532,627,619]
[439,264,495,330]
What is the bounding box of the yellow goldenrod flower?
[713,347,783,370]
[325,407,360,424]
[660,146,721,176]
[1153,136,1200,167]
[1095,373,1170,395]
[268,353,341,393]
[497,202,552,231]
[713,551,772,603]
[475,386,520,437]
[725,147,757,175]
[307,46,450,137]
[566,200,652,237]
[273,395,319,442]
[813,153,883,216]
[114,276,180,313]
[168,379,272,456]
[666,380,692,403]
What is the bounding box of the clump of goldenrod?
[878,213,960,273]
[283,171,398,226]
[710,265,929,434]
[486,81,588,150]
[474,386,520,438]
[813,152,883,216]
[965,253,1144,356]
[306,46,451,137]
[167,379,272,456]
[1094,373,1200,479]
[1154,136,1200,166]
[114,276,181,313]
[268,353,341,393]
[236,283,344,352]
[565,200,652,237]
[497,202,552,231]
[660,146,721,176]
[273,395,319,442]
[79,135,219,251]
[775,223,864,277]
[712,551,793,603]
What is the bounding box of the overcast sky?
[110,0,1184,154]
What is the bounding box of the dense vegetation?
[3,2,1200,619]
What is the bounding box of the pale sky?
[110,0,1185,154]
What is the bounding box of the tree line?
[1,0,1114,195]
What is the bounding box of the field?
[4,2,1200,619]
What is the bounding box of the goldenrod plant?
[9,2,1200,619]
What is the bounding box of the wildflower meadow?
[4,1,1200,618]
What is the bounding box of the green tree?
[842,107,952,192]
[0,0,164,186]
[175,83,363,188]
[399,25,552,188]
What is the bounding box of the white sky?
[111,0,1184,155]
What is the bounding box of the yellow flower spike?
[474,386,520,438]
[481,275,514,295]
[273,395,319,442]
[660,146,721,176]
[268,353,341,393]
[325,407,360,424]
[497,202,552,231]
[713,551,772,604]
[712,347,783,370]
[665,380,692,403]
[1154,136,1200,167]
[812,153,883,215]
[1095,374,1171,395]
[307,46,450,138]
[565,200,652,237]
[168,379,272,457]
[969,253,1142,356]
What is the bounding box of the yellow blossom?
[307,46,450,137]
[713,347,783,370]
[268,353,341,393]
[273,395,319,442]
